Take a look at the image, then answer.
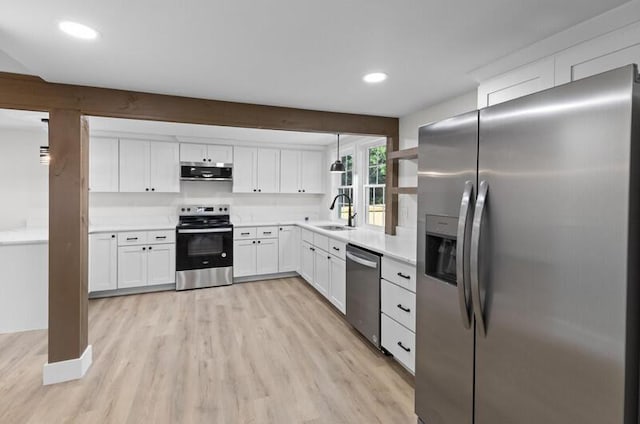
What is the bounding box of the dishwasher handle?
[346,251,378,268]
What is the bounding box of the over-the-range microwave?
[180,162,233,181]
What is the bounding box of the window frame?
[333,148,355,223]
[361,141,387,229]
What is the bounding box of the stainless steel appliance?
[416,65,640,424]
[180,162,232,181]
[346,244,382,348]
[176,205,233,290]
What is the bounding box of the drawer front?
[313,233,329,252]
[381,256,416,293]
[234,227,257,240]
[382,313,415,373]
[329,238,346,260]
[257,226,278,239]
[117,231,148,246]
[148,230,175,244]
[381,280,416,332]
[301,228,314,244]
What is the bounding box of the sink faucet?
[329,193,356,227]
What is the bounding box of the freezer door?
[415,111,477,424]
[474,65,639,423]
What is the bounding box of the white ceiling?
[0,0,631,117]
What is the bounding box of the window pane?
[377,146,386,165]
[377,164,386,185]
[369,166,377,184]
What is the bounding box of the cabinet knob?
[327,256,331,259]
[253,189,257,192]
[142,247,146,251]
[302,189,306,192]
[203,158,207,162]
[208,159,212,162]
[151,188,155,191]
[111,234,115,238]
[258,189,262,192]
[149,246,153,250]
[145,188,149,191]
[258,240,261,244]
[252,241,256,244]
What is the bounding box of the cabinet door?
[147,244,176,285]
[314,250,330,298]
[329,257,346,314]
[232,147,256,193]
[477,57,555,108]
[278,226,299,272]
[207,145,233,164]
[179,143,208,163]
[149,142,180,192]
[233,240,257,277]
[256,148,280,193]
[280,150,301,193]
[118,245,148,288]
[300,242,315,284]
[89,233,117,292]
[89,137,119,192]
[119,139,150,192]
[300,150,324,193]
[256,239,279,275]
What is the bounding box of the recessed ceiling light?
[363,72,388,83]
[58,21,99,40]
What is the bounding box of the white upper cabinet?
[120,139,179,193]
[300,150,324,193]
[233,147,280,193]
[555,22,640,85]
[477,57,555,108]
[119,139,150,192]
[279,150,324,194]
[280,150,301,193]
[180,143,233,164]
[89,137,119,192]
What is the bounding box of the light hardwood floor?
[0,277,415,424]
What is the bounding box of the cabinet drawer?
[329,238,346,260]
[257,226,278,239]
[382,313,415,373]
[234,227,257,240]
[381,257,416,293]
[301,228,314,244]
[381,280,416,332]
[148,230,175,244]
[313,233,329,252]
[117,231,148,246]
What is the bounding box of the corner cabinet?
[233,147,281,193]
[280,150,324,193]
[120,139,180,193]
[89,137,119,192]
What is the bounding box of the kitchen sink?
[315,225,355,231]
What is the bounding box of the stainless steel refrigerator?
[416,64,640,424]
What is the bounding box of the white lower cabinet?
[328,256,346,313]
[234,239,257,277]
[89,233,118,292]
[118,245,148,289]
[147,244,176,286]
[300,241,315,284]
[256,238,279,274]
[314,250,330,297]
[381,313,416,373]
[278,226,299,272]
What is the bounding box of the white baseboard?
[42,344,93,385]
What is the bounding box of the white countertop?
[0,228,48,246]
[89,223,177,234]
[236,220,416,265]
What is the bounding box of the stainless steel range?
[175,205,233,290]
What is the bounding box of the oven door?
[176,227,233,271]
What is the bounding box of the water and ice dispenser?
[425,215,458,285]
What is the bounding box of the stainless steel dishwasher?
[346,244,382,349]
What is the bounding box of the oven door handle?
[177,228,232,234]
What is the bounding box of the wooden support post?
[385,135,399,235]
[47,110,89,365]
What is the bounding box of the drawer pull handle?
[397,341,411,353]
[397,304,411,313]
[241,232,250,235]
[332,246,340,251]
[126,237,138,241]
[397,272,411,280]
[155,236,166,240]
[310,247,315,251]
[263,231,272,235]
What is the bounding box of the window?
[336,154,354,220]
[364,145,386,227]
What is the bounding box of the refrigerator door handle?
[471,180,488,337]
[456,180,474,329]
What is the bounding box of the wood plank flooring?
[0,277,415,423]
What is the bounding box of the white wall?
[397,90,478,230]
[0,128,48,230]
